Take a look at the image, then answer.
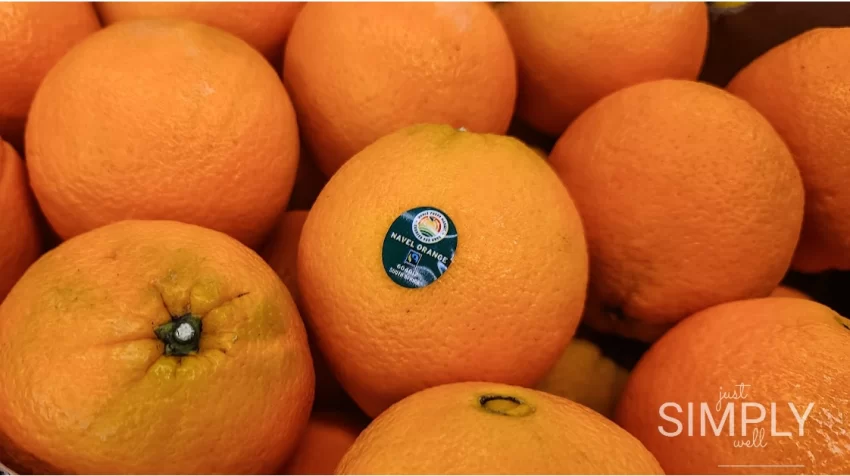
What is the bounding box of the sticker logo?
[382,206,458,289]
[412,209,450,244]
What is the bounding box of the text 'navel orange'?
[298,124,588,418]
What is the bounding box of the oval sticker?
[381,206,458,289]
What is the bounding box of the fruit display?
[0,2,849,475]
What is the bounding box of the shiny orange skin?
[497,2,708,137]
[25,18,300,248]
[96,2,303,59]
[298,124,589,418]
[728,28,850,273]
[283,2,517,177]
[336,382,664,474]
[616,298,850,474]
[0,220,314,474]
[0,2,100,150]
[549,79,804,327]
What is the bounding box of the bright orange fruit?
[0,220,314,474]
[298,124,588,418]
[283,2,517,177]
[25,18,300,248]
[549,79,804,337]
[96,2,303,59]
[497,2,708,136]
[0,2,100,150]
[728,28,850,273]
[616,298,850,474]
[336,382,663,474]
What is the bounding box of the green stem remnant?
[155,314,203,356]
[479,394,535,417]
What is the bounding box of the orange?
[497,2,708,137]
[25,18,300,249]
[581,291,674,343]
[548,79,804,334]
[283,2,517,177]
[287,148,328,211]
[700,3,850,87]
[298,124,588,418]
[616,298,850,474]
[535,337,630,419]
[336,382,663,474]
[728,28,850,273]
[96,2,303,60]
[0,220,314,474]
[261,211,350,410]
[770,284,812,300]
[283,411,367,475]
[0,139,41,302]
[0,2,100,151]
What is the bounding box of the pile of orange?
[0,2,848,475]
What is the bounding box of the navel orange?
[336,382,663,474]
[616,298,850,474]
[262,211,350,410]
[0,2,100,151]
[548,79,804,336]
[96,2,303,60]
[25,18,300,248]
[283,2,517,177]
[728,28,850,273]
[298,124,588,418]
[0,139,41,302]
[283,411,367,475]
[497,2,708,137]
[0,220,314,474]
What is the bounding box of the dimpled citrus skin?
[283,2,517,177]
[298,124,589,418]
[0,2,100,149]
[336,382,664,474]
[0,220,314,474]
[283,411,366,475]
[96,2,303,59]
[616,298,850,474]
[728,28,850,273]
[25,18,300,248]
[0,140,41,301]
[497,2,708,137]
[548,79,805,327]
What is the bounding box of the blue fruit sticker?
[382,206,458,289]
